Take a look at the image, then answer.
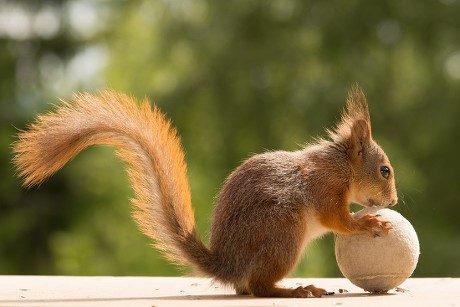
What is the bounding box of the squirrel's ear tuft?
[328,84,372,143]
[345,84,371,128]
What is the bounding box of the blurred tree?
[1,0,459,277]
[0,0,87,274]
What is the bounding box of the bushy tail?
[13,91,216,275]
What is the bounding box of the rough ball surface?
[335,207,420,292]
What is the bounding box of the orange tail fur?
[13,91,215,275]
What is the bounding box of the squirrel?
[13,85,397,298]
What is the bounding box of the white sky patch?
[444,51,460,80]
[0,4,34,40]
[66,0,102,39]
[66,44,108,88]
[33,5,61,39]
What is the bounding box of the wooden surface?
[0,276,458,307]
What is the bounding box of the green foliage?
[1,0,459,277]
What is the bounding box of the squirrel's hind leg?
[245,268,335,298]
[234,286,251,295]
[249,281,331,298]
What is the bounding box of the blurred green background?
[1,0,459,278]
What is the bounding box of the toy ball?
[335,207,420,293]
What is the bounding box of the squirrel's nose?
[390,198,398,206]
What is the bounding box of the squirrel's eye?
[380,166,391,179]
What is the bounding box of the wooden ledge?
[0,276,457,306]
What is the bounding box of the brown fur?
[13,86,397,298]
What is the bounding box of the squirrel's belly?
[302,209,330,248]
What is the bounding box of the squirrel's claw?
[357,214,392,237]
[302,284,335,297]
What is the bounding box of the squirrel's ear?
[349,119,371,158]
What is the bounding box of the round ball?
[335,207,420,292]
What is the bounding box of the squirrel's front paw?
[357,214,392,237]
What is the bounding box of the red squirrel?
[13,85,397,298]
